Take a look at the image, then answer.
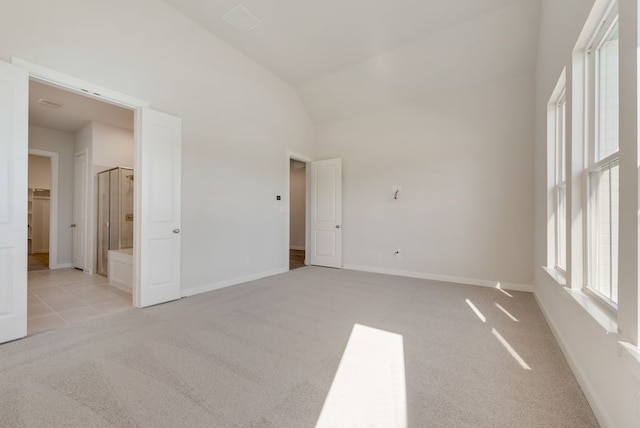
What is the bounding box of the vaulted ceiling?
[164,0,541,123]
[30,1,543,128]
[162,0,538,84]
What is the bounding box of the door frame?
[28,148,59,269]
[308,158,343,268]
[72,148,88,271]
[286,151,312,269]
[12,57,150,307]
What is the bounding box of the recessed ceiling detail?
[29,81,134,133]
[223,4,262,33]
[38,99,63,109]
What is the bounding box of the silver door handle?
[173,229,180,234]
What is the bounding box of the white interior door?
[72,150,87,270]
[0,61,28,344]
[137,108,182,308]
[310,158,342,268]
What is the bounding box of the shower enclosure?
[97,167,134,276]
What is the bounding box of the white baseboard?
[51,263,72,269]
[290,245,305,251]
[534,292,614,428]
[342,264,533,293]
[182,267,289,297]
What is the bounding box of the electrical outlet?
[395,248,401,261]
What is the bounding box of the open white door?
[72,150,87,270]
[0,62,28,344]
[137,108,182,308]
[310,158,342,268]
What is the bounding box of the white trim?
[342,264,533,293]
[73,148,89,272]
[618,341,640,382]
[28,148,58,269]
[290,245,305,251]
[547,71,567,270]
[565,287,618,333]
[534,293,615,428]
[182,268,288,297]
[51,263,72,269]
[542,266,568,286]
[11,57,151,308]
[587,152,619,172]
[11,57,149,109]
[287,151,313,163]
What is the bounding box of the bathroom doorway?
[27,79,135,335]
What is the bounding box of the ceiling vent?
[38,99,63,109]
[223,4,262,32]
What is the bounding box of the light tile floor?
[28,268,132,336]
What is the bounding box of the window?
[585,8,619,306]
[554,90,567,272]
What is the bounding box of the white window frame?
[583,4,619,309]
[554,89,568,273]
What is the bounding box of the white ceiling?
[299,0,540,123]
[29,81,134,133]
[162,0,536,85]
[24,2,544,131]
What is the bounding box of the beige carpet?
[0,267,597,427]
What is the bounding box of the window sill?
[541,266,617,334]
[542,266,567,286]
[564,288,618,334]
[618,341,640,383]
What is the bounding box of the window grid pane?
[587,162,619,304]
[554,91,567,271]
[559,98,566,183]
[557,184,566,269]
[596,22,619,161]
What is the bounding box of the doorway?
[290,159,307,270]
[27,154,52,271]
[2,57,181,344]
[27,80,135,335]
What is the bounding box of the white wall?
[289,162,306,249]
[28,155,50,190]
[73,121,134,274]
[1,0,314,291]
[534,0,640,426]
[315,74,534,288]
[28,125,74,267]
[302,0,538,290]
[92,121,133,169]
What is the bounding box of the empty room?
[1,0,639,426]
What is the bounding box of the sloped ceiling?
[163,0,540,123]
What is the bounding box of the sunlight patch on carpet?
[492,328,531,370]
[316,324,407,428]
[465,299,487,323]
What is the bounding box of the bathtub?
[108,248,133,294]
